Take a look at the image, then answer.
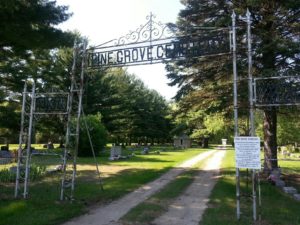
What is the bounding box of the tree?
[0,43,77,144]
[0,101,20,144]
[84,68,172,145]
[170,103,232,147]
[256,109,300,147]
[0,0,75,142]
[167,0,300,171]
[0,0,73,52]
[0,0,75,92]
[78,114,107,157]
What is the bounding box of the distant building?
[173,134,191,148]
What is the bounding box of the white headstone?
[222,139,227,146]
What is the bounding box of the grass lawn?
[200,149,300,225]
[0,146,208,225]
[276,154,300,192]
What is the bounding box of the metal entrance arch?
[86,13,231,69]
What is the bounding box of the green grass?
[279,159,300,174]
[276,155,300,193]
[200,149,300,225]
[0,147,208,225]
[0,144,60,151]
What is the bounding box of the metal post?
[149,12,153,46]
[246,9,257,221]
[232,11,241,220]
[61,40,78,201]
[70,39,87,199]
[15,83,27,198]
[82,109,103,190]
[23,82,36,198]
[247,9,255,137]
[232,11,239,140]
[149,12,153,64]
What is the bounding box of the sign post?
[234,136,261,221]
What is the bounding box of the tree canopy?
[85,68,172,145]
[0,0,74,143]
[0,0,73,52]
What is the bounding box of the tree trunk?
[128,137,131,146]
[151,138,154,146]
[202,137,209,148]
[263,107,278,172]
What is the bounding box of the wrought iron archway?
[86,13,231,68]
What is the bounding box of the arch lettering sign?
[87,13,231,68]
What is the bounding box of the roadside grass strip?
[200,150,300,225]
[120,153,214,224]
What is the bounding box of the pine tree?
[0,0,75,143]
[168,0,300,171]
[0,0,74,90]
[0,0,73,52]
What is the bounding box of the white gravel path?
[152,150,226,225]
[62,150,216,225]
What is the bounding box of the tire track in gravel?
[152,150,226,225]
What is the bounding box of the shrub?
[78,114,107,157]
[0,164,46,183]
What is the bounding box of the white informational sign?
[234,136,261,170]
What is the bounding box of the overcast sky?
[56,0,184,100]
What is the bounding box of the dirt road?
[62,150,225,225]
[152,150,225,225]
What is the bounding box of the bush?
[78,114,107,157]
[0,164,46,183]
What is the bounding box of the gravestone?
[47,142,54,149]
[0,150,13,164]
[0,146,9,151]
[275,179,285,188]
[222,139,227,146]
[142,147,149,155]
[109,146,122,160]
[283,186,297,194]
[293,194,300,201]
[217,139,228,150]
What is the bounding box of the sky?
[56,0,184,100]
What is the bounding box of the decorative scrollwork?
[112,13,177,46]
[88,13,231,68]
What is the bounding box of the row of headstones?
[0,150,15,164]
[108,146,154,160]
[0,145,52,163]
[270,169,300,201]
